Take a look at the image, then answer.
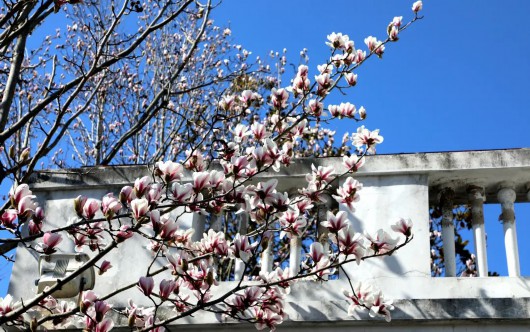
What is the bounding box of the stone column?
[440,187,456,277]
[234,213,248,280]
[260,231,273,274]
[497,183,520,277]
[467,185,488,277]
[289,236,302,277]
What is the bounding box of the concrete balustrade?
[498,183,520,277]
[8,148,530,329]
[468,185,488,277]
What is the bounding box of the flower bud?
[206,269,215,286]
[74,195,87,218]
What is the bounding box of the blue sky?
[212,0,530,276]
[1,1,529,295]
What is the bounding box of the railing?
[8,148,530,327]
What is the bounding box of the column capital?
[497,184,516,204]
[467,185,485,202]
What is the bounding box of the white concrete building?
[7,149,530,331]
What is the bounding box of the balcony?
[7,148,530,331]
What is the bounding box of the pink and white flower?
[138,276,154,296]
[337,226,365,264]
[364,36,385,58]
[41,232,63,254]
[321,211,350,233]
[1,210,18,228]
[230,234,256,262]
[159,279,177,300]
[81,198,100,220]
[391,218,413,237]
[134,176,152,197]
[131,198,149,221]
[345,72,358,86]
[101,193,121,220]
[99,260,112,275]
[332,177,362,212]
[155,160,183,183]
[352,125,384,154]
[412,0,423,13]
[365,229,399,255]
[270,88,289,110]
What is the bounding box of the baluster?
[260,231,273,274]
[234,213,248,280]
[210,214,222,232]
[289,236,302,277]
[191,214,206,242]
[467,186,488,277]
[497,183,520,277]
[440,187,456,277]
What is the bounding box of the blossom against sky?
[213,0,530,276]
[213,0,530,154]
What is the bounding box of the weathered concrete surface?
[8,149,530,329]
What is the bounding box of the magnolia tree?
[0,0,423,330]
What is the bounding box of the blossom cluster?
[0,1,423,330]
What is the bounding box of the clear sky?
[1,0,529,295]
[211,0,530,276]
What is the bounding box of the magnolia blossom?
[230,234,256,262]
[343,282,374,315]
[338,226,365,264]
[315,73,333,96]
[145,183,163,205]
[279,208,306,238]
[167,251,189,275]
[134,176,152,197]
[99,260,112,275]
[138,276,154,296]
[412,0,423,13]
[119,186,135,204]
[307,99,323,116]
[365,229,399,255]
[326,32,349,50]
[232,124,251,143]
[0,210,18,228]
[343,155,365,172]
[9,184,33,208]
[41,232,63,254]
[116,225,134,242]
[364,36,385,58]
[391,218,413,237]
[352,125,384,154]
[159,279,177,300]
[155,160,184,183]
[0,294,16,316]
[101,193,122,220]
[82,198,101,220]
[306,164,335,184]
[369,291,394,322]
[171,183,193,203]
[332,177,362,212]
[270,88,289,109]
[345,72,358,86]
[321,211,350,233]
[192,171,211,192]
[131,198,149,221]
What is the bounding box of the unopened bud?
[30,318,38,332]
[261,237,269,251]
[19,147,30,162]
[359,106,367,120]
[206,269,215,286]
[73,195,86,218]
